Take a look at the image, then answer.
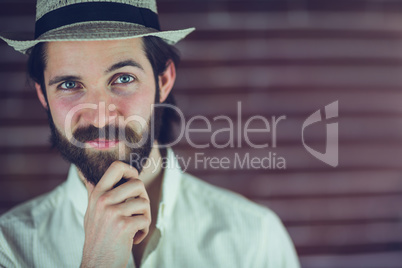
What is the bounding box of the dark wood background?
[1,0,402,267]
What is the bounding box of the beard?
[46,104,163,186]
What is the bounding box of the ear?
[158,60,176,103]
[35,82,48,110]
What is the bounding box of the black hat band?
[35,2,161,39]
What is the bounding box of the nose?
[81,91,118,128]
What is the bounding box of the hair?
[26,36,181,145]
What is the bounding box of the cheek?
[115,85,156,121]
[47,97,84,134]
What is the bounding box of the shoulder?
[176,172,300,267]
[0,183,67,267]
[0,182,67,249]
[0,182,65,227]
[180,171,276,219]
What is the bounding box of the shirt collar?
[65,148,183,222]
[156,148,183,228]
[65,164,88,217]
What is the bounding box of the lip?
[86,139,120,149]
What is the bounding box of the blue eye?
[60,81,78,89]
[115,75,134,84]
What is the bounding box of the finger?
[133,229,148,245]
[104,179,149,204]
[115,197,150,217]
[125,215,150,244]
[95,161,139,195]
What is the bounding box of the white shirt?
[0,149,300,268]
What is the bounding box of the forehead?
[45,38,148,71]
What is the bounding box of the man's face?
[41,38,160,185]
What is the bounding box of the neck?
[138,142,164,188]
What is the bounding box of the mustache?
[72,124,141,143]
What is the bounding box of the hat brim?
[0,21,195,54]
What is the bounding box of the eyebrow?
[105,59,144,74]
[48,75,82,86]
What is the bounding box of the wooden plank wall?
[1,0,402,267]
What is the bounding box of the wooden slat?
[174,65,402,89]
[289,222,402,246]
[0,179,63,203]
[174,145,402,170]
[174,92,402,116]
[0,2,394,17]
[2,0,402,15]
[0,153,69,175]
[0,126,50,146]
[175,39,402,61]
[256,194,402,222]
[160,11,402,31]
[300,251,402,268]
[201,170,402,197]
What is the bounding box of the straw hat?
[0,0,195,54]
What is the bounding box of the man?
[0,0,300,267]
